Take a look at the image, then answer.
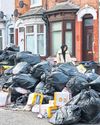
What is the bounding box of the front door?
[18,27,25,52]
[83,17,93,61]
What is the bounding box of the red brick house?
[14,0,99,62]
[44,0,99,62]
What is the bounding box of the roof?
[46,1,80,13]
[20,7,46,18]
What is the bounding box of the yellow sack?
[2,65,13,70]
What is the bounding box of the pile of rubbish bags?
[0,46,100,124]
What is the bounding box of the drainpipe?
[99,1,100,62]
[42,13,49,57]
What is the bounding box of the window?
[19,27,25,32]
[50,21,75,56]
[65,22,73,55]
[51,22,62,56]
[26,24,45,56]
[0,30,2,49]
[9,28,14,44]
[26,25,35,53]
[31,0,42,7]
[26,26,34,33]
[37,24,45,55]
[84,19,93,26]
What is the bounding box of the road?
[0,108,51,125]
[0,108,99,125]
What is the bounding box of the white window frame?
[25,25,36,53]
[8,25,14,46]
[25,23,46,56]
[30,0,42,8]
[0,30,2,49]
[37,24,46,56]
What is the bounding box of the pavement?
[0,108,99,125]
[0,108,51,125]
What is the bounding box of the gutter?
[45,9,79,15]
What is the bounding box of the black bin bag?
[77,89,100,123]
[49,105,81,125]
[89,76,100,92]
[58,63,78,77]
[46,71,69,91]
[12,62,31,75]
[85,72,99,82]
[16,52,41,65]
[12,74,38,91]
[31,61,52,79]
[66,76,88,96]
[68,89,100,123]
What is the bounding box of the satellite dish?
[19,0,28,8]
[14,9,19,17]
[0,11,4,19]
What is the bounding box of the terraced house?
[0,0,15,49]
[2,0,98,62]
[44,0,99,62]
[15,0,46,56]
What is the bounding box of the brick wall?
[15,0,30,16]
[43,0,56,9]
[45,0,98,10]
[93,19,99,61]
[72,0,98,8]
[46,0,99,61]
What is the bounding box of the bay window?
[37,24,45,55]
[26,26,35,53]
[51,22,62,56]
[26,24,45,56]
[9,28,14,45]
[50,20,75,56]
[0,30,2,49]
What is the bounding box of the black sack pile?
[31,61,52,79]
[16,52,41,65]
[66,76,88,96]
[57,63,78,77]
[12,62,31,75]
[12,74,38,91]
[89,76,100,92]
[85,72,99,82]
[68,89,100,123]
[46,71,69,91]
[49,105,81,125]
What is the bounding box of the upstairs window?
[31,0,42,7]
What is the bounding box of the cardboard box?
[47,105,58,118]
[32,101,55,117]
[32,104,50,116]
[27,93,43,105]
[0,91,11,107]
[54,92,70,107]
